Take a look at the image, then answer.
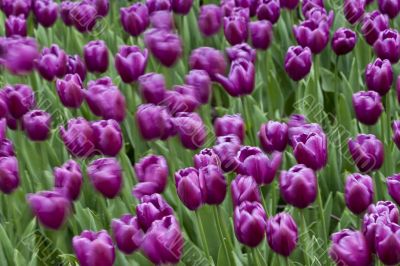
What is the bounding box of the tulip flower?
[60,1,76,26]
[329,229,372,265]
[36,44,67,81]
[393,120,400,149]
[144,29,182,67]
[136,193,174,231]
[256,0,280,24]
[345,173,374,214]
[185,70,211,104]
[0,156,19,194]
[138,73,166,104]
[343,0,365,24]
[258,121,289,153]
[33,0,58,28]
[301,0,325,17]
[378,0,400,18]
[70,2,97,32]
[73,230,115,266]
[84,0,109,17]
[331,28,357,55]
[193,148,220,169]
[223,14,248,45]
[234,201,267,247]
[54,160,82,201]
[375,223,400,265]
[83,40,109,73]
[235,0,259,16]
[173,112,206,150]
[27,190,70,229]
[387,174,400,205]
[163,86,200,114]
[213,135,241,172]
[171,0,193,14]
[198,4,223,36]
[115,45,148,83]
[305,7,334,27]
[365,58,393,96]
[292,131,327,171]
[348,134,384,172]
[289,122,323,146]
[120,3,150,37]
[374,29,400,63]
[146,0,171,13]
[136,104,174,140]
[92,119,123,157]
[66,55,87,81]
[0,139,15,157]
[22,110,51,141]
[189,47,227,79]
[150,10,174,30]
[266,212,298,256]
[2,84,35,119]
[284,46,312,81]
[220,0,235,16]
[5,15,26,37]
[214,114,245,143]
[199,165,227,205]
[56,74,84,109]
[175,167,203,210]
[87,158,122,198]
[111,214,143,254]
[1,0,31,17]
[352,91,383,125]
[226,43,256,63]
[368,201,399,223]
[249,20,273,50]
[361,11,389,46]
[281,0,299,9]
[293,20,330,54]
[231,175,261,206]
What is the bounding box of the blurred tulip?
[0,156,19,194]
[136,104,174,140]
[115,45,148,83]
[214,114,245,143]
[284,46,312,81]
[293,20,330,54]
[5,15,26,37]
[56,74,84,109]
[139,73,166,104]
[213,135,241,172]
[378,0,400,18]
[83,40,109,73]
[266,212,298,256]
[173,112,206,150]
[66,55,87,81]
[189,47,227,79]
[150,10,174,30]
[257,0,280,24]
[375,223,400,265]
[226,43,256,63]
[185,70,211,104]
[281,0,299,9]
[292,131,327,170]
[54,160,82,201]
[348,134,384,172]
[22,110,51,141]
[193,148,220,169]
[92,119,123,157]
[136,193,174,231]
[111,214,142,254]
[352,91,383,125]
[345,173,374,214]
[36,44,67,81]
[393,120,400,149]
[249,20,273,50]
[146,0,171,13]
[60,1,76,26]
[175,167,203,210]
[84,0,109,17]
[2,84,35,119]
[387,174,400,205]
[120,3,150,36]
[145,29,182,67]
[223,14,248,45]
[171,0,192,14]
[33,0,58,28]
[374,29,400,63]
[198,4,223,36]
[331,27,357,55]
[199,165,227,205]
[163,86,200,114]
[87,158,122,198]
[59,117,95,157]
[258,121,288,153]
[231,175,261,206]
[361,11,389,46]
[0,139,15,157]
[365,58,393,96]
[344,0,365,24]
[70,2,97,32]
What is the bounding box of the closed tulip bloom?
[111,214,142,254]
[66,55,87,81]
[266,212,298,256]
[87,158,122,198]
[120,3,150,36]
[198,4,223,36]
[136,104,174,140]
[281,0,299,9]
[368,201,399,223]
[374,29,400,63]
[171,0,193,14]
[235,0,259,16]
[345,173,374,214]
[348,134,384,172]
[27,190,70,229]
[0,139,15,157]
[199,165,227,204]
[289,122,323,146]
[136,193,174,231]
[362,11,389,46]
[344,0,365,24]
[249,20,273,50]
[235,146,263,173]
[302,0,324,14]
[5,15,27,37]
[305,7,334,27]
[173,112,206,150]
[352,91,383,125]
[365,58,393,96]
[0,156,19,194]
[73,230,115,266]
[59,117,95,157]
[175,167,203,210]
[36,44,67,81]
[292,131,327,170]
[92,119,123,157]
[214,114,245,143]
[257,0,280,24]
[144,29,182,67]
[146,0,171,13]
[378,0,400,18]
[54,160,82,201]
[213,135,241,172]
[22,110,51,141]
[189,47,227,79]
[234,201,267,247]
[280,164,317,208]
[362,211,390,252]
[185,70,211,104]
[150,10,174,30]
[293,20,329,54]
[387,174,400,204]
[258,121,289,153]
[163,86,200,114]
[84,40,109,73]
[115,45,148,83]
[141,215,183,264]
[33,0,58,28]
[226,43,256,63]
[1,0,31,17]
[332,28,357,55]
[393,120,400,149]
[84,0,109,17]
[284,46,312,81]
[223,14,248,45]
[375,223,400,265]
[56,74,84,109]
[3,84,35,119]
[133,155,168,199]
[241,150,282,185]
[231,175,261,206]
[193,148,220,169]
[70,2,97,32]
[60,1,75,26]
[329,229,371,265]
[139,73,166,104]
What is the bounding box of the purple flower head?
[120,3,150,36]
[33,0,58,28]
[293,19,330,54]
[352,91,383,125]
[5,15,27,37]
[0,156,19,194]
[135,104,174,140]
[115,45,148,83]
[284,46,312,81]
[199,164,227,205]
[83,40,109,73]
[223,14,248,45]
[2,84,35,119]
[185,70,211,104]
[193,148,221,169]
[87,158,122,199]
[374,29,400,63]
[198,4,223,36]
[387,174,400,205]
[365,58,393,96]
[361,11,389,46]
[345,173,374,214]
[189,47,227,79]
[226,43,256,63]
[258,121,289,153]
[59,117,95,157]
[344,0,365,24]
[249,20,273,50]
[144,29,182,67]
[214,114,245,143]
[91,119,123,157]
[22,109,51,141]
[172,112,206,150]
[139,73,167,104]
[332,27,357,55]
[378,0,400,18]
[348,134,384,172]
[66,55,87,81]
[231,174,261,206]
[136,193,174,231]
[171,0,193,14]
[111,214,143,254]
[256,0,280,24]
[266,212,298,256]
[54,160,82,201]
[213,134,242,172]
[56,74,84,109]
[35,44,67,81]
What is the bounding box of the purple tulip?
[305,7,334,27]
[84,0,109,17]
[214,114,245,143]
[145,29,182,67]
[378,0,400,18]
[199,165,227,205]
[331,27,357,55]
[249,20,273,50]
[146,0,171,13]
[257,0,280,24]
[226,43,256,63]
[175,167,203,210]
[136,193,174,231]
[375,223,400,265]
[150,10,174,30]
[70,2,97,32]
[27,190,70,229]
[235,0,259,16]
[280,164,317,208]
[171,0,192,14]
[36,44,67,81]
[111,214,142,254]
[185,70,211,104]
[387,174,400,205]
[220,0,236,17]
[135,104,174,140]
[235,146,262,173]
[368,201,399,223]
[374,29,400,63]
[139,73,166,104]
[348,134,384,172]
[163,86,200,114]
[343,0,365,24]
[54,160,82,201]
[141,215,183,264]
[393,120,400,149]
[59,117,95,157]
[193,148,220,169]
[0,139,15,157]
[361,11,389,46]
[66,55,87,81]
[231,175,261,206]
[173,112,206,150]
[133,155,168,199]
[266,212,298,256]
[0,156,19,194]
[302,0,324,15]
[281,0,299,9]
[223,14,248,45]
[5,15,26,37]
[92,119,123,157]
[60,1,76,26]
[87,158,122,199]
[288,122,323,147]
[189,47,227,79]
[258,121,288,153]
[120,3,150,37]
[83,40,109,73]
[234,201,267,247]
[56,74,84,109]
[33,0,58,28]
[213,135,241,172]
[329,229,372,265]
[292,130,327,171]
[22,110,51,141]
[365,58,393,96]
[115,45,148,83]
[1,0,31,17]
[198,4,223,36]
[345,173,374,214]
[284,46,312,81]
[352,91,383,125]
[293,20,329,54]
[2,84,35,119]
[73,230,115,266]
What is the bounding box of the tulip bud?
[120,3,150,37]
[146,0,171,13]
[249,20,273,50]
[66,55,87,81]
[0,139,15,157]
[27,190,70,229]
[375,223,400,265]
[139,73,166,104]
[387,174,400,205]
[284,46,312,81]
[0,156,19,194]
[331,27,357,55]
[213,135,241,172]
[144,29,182,67]
[199,165,227,205]
[293,20,330,54]
[329,229,372,265]
[365,58,393,96]
[193,148,220,169]
[5,15,27,37]
[83,40,109,73]
[231,175,261,206]
[3,84,35,119]
[175,167,203,210]
[352,91,383,125]
[173,112,206,150]
[150,10,174,30]
[258,121,288,153]
[36,44,67,81]
[289,122,323,147]
[292,131,327,170]
[136,104,174,140]
[171,0,193,14]
[70,2,97,32]
[1,0,31,17]
[344,0,365,24]
[60,1,75,26]
[361,11,389,46]
[92,119,123,157]
[280,164,317,208]
[362,212,390,252]
[374,29,400,63]
[223,14,248,45]
[257,0,280,24]
[56,74,84,109]
[198,4,223,36]
[60,117,95,158]
[87,158,122,198]
[33,0,58,28]
[345,173,374,214]
[163,86,200,114]
[115,45,148,83]
[189,47,227,79]
[226,43,256,63]
[54,160,82,201]
[136,193,174,231]
[73,230,115,266]
[234,201,267,247]
[348,134,384,172]
[111,214,143,254]
[214,114,245,143]
[378,0,400,18]
[266,212,298,256]
[22,110,51,141]
[185,70,211,104]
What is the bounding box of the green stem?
[300,211,310,266]
[317,184,327,241]
[195,211,212,263]
[212,207,232,266]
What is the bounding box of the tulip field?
[1,0,400,265]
